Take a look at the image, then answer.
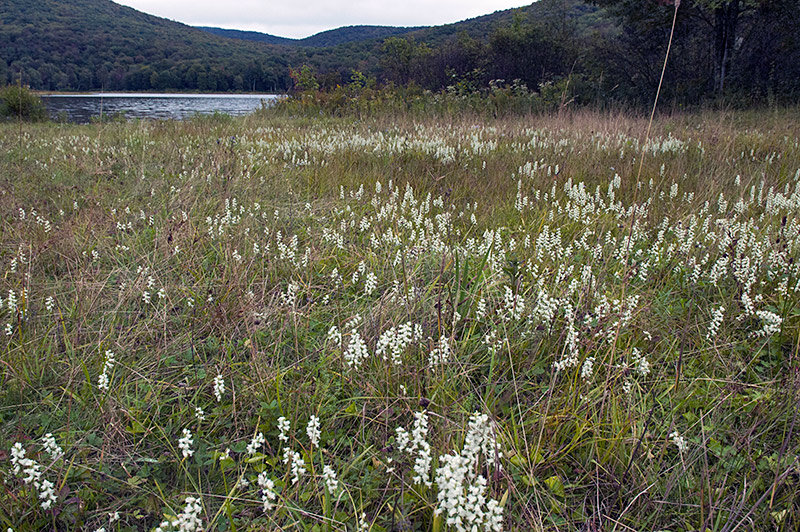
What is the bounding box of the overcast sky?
[113,1,534,39]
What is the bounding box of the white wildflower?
[42,433,63,460]
[706,306,725,341]
[306,416,321,447]
[257,472,277,511]
[670,431,688,453]
[10,442,30,477]
[282,448,306,484]
[631,348,650,377]
[277,416,291,442]
[432,412,503,532]
[376,322,423,365]
[169,496,203,532]
[344,331,370,369]
[6,290,16,313]
[322,464,339,496]
[580,356,595,381]
[502,286,525,321]
[428,335,452,367]
[247,432,265,456]
[396,411,433,487]
[753,310,782,338]
[364,272,378,296]
[38,478,57,510]
[327,325,342,347]
[97,350,115,393]
[178,428,194,459]
[212,374,225,402]
[358,512,369,532]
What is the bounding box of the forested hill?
[0,0,292,91]
[0,0,609,93]
[198,25,423,48]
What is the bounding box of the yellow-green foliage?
[0,85,47,122]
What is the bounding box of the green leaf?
[544,475,565,498]
[126,475,146,487]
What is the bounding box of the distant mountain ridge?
[0,0,292,91]
[0,0,609,93]
[199,2,610,49]
[197,25,424,48]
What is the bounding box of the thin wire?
[607,0,681,407]
[636,0,681,184]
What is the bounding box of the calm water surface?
[42,93,281,123]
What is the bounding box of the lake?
[41,93,282,123]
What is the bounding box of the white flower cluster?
[554,304,579,372]
[396,411,433,487]
[280,282,299,307]
[10,441,59,510]
[178,428,194,459]
[306,415,321,447]
[97,350,115,393]
[213,374,225,402]
[155,496,203,532]
[670,431,688,453]
[257,471,277,511]
[364,272,378,295]
[277,416,291,442]
[344,331,370,369]
[502,286,525,321]
[753,310,782,338]
[580,356,595,381]
[462,413,501,469]
[433,413,503,532]
[530,289,560,327]
[322,464,340,497]
[475,297,487,320]
[428,335,452,367]
[327,325,342,347]
[357,512,370,532]
[376,322,423,365]
[7,289,18,314]
[483,329,503,356]
[706,306,725,341]
[631,348,650,377]
[282,448,306,485]
[246,432,265,456]
[219,448,231,462]
[42,433,63,460]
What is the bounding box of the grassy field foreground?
[1,109,799,531]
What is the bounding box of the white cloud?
[114,0,533,39]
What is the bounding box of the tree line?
[296,0,800,107]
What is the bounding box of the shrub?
[0,84,48,121]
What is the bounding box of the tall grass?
[1,107,799,531]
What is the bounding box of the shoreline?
[35,90,285,97]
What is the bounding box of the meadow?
[1,107,799,531]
